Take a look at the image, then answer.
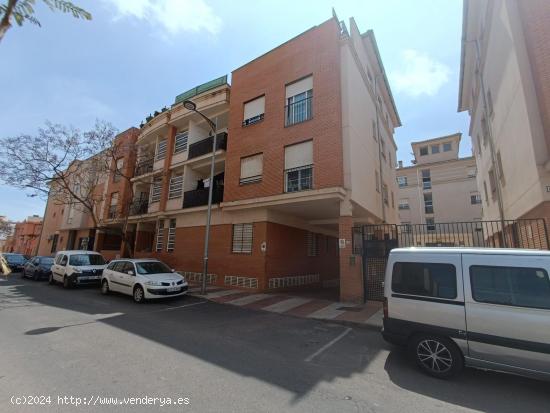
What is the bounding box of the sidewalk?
[187,284,383,328]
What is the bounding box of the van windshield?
[69,254,105,266]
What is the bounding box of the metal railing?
[284,165,313,193]
[135,158,154,176]
[285,96,312,126]
[187,132,228,160]
[129,199,149,215]
[182,187,223,209]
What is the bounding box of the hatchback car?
[101,259,188,303]
[383,247,550,381]
[1,253,27,273]
[50,250,107,288]
[23,256,55,280]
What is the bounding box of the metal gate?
[354,219,550,302]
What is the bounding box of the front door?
[462,253,550,374]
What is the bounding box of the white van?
[50,250,107,288]
[382,247,550,380]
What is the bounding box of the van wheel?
[101,279,110,295]
[133,285,145,303]
[410,334,463,379]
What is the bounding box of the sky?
[0,0,470,221]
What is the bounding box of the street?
[1,275,549,413]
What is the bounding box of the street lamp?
[183,99,218,295]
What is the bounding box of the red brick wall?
[518,0,550,156]
[224,18,343,202]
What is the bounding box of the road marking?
[154,301,207,312]
[262,297,311,313]
[308,302,356,320]
[226,294,272,306]
[198,289,244,299]
[305,327,352,362]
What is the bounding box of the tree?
[0,0,91,43]
[0,216,14,239]
[0,121,153,257]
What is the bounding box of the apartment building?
[2,215,42,256]
[127,14,400,302]
[458,0,550,231]
[37,128,140,258]
[396,133,482,245]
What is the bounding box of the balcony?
[135,158,154,176]
[182,187,223,209]
[129,199,149,215]
[285,96,312,127]
[188,132,227,160]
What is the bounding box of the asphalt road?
[1,274,549,413]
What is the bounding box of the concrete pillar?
[338,200,364,303]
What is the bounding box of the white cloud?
[103,0,222,36]
[390,50,450,98]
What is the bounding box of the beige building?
[458,0,550,230]
[396,133,482,245]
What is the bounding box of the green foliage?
[0,0,91,29]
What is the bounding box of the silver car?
[382,247,550,380]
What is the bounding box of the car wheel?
[133,285,145,303]
[410,334,464,379]
[48,272,55,285]
[101,279,110,295]
[63,276,72,289]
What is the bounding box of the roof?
[410,132,462,147]
[391,247,550,256]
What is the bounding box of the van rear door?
[462,253,550,374]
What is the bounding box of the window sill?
[240,179,262,186]
[242,116,264,127]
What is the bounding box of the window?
[69,254,105,266]
[150,177,162,203]
[483,181,490,204]
[375,170,380,192]
[232,223,253,253]
[240,153,263,185]
[108,192,118,219]
[424,193,433,214]
[284,141,313,192]
[421,169,431,190]
[397,176,408,188]
[392,262,457,299]
[168,173,183,199]
[391,191,395,209]
[487,89,494,117]
[488,169,497,198]
[113,158,124,183]
[426,217,435,232]
[243,96,265,126]
[443,142,452,152]
[306,232,319,257]
[156,139,167,161]
[476,135,482,156]
[388,151,392,168]
[419,146,428,156]
[285,76,313,126]
[166,219,176,252]
[380,139,386,161]
[372,120,377,141]
[497,151,505,186]
[174,132,188,154]
[155,220,164,252]
[470,193,482,204]
[481,117,488,147]
[431,144,440,154]
[382,183,389,205]
[398,199,410,210]
[470,265,550,310]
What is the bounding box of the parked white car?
[50,250,107,288]
[382,247,550,381]
[101,259,188,303]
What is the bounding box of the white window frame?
[174,132,188,154]
[156,139,167,161]
[397,176,407,188]
[398,199,410,210]
[155,220,164,252]
[150,177,162,203]
[166,219,176,252]
[232,223,253,254]
[168,173,184,199]
[306,232,319,257]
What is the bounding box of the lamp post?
[183,99,217,295]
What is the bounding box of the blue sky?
[0,0,469,221]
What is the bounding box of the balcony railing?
[285,96,313,127]
[108,205,118,219]
[182,187,223,209]
[135,158,154,176]
[129,199,149,215]
[284,165,313,193]
[188,133,227,160]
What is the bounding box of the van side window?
[470,265,550,310]
[392,262,457,299]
